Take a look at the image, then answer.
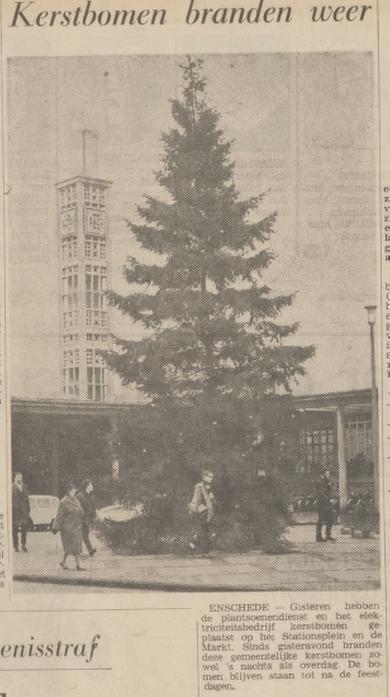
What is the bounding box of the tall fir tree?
[105,57,314,405]
[101,57,316,554]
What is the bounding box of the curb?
[13,573,307,593]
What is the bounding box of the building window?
[62,265,78,330]
[85,265,107,328]
[63,348,79,367]
[83,184,105,209]
[344,416,372,463]
[86,348,107,401]
[87,367,106,401]
[98,188,105,207]
[86,265,106,308]
[86,349,107,401]
[86,333,108,343]
[86,309,108,329]
[65,334,78,343]
[63,368,80,396]
[85,236,106,259]
[61,236,77,261]
[298,427,335,473]
[62,266,78,309]
[60,183,77,210]
[64,333,79,344]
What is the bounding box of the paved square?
[13,525,380,592]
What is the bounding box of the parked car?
[28,495,59,531]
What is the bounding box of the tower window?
[86,265,106,314]
[63,365,80,397]
[86,310,108,328]
[83,184,105,209]
[62,236,77,261]
[62,265,78,329]
[86,348,106,401]
[63,348,80,368]
[85,236,106,259]
[60,183,77,210]
[87,366,106,401]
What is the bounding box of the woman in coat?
[53,483,85,570]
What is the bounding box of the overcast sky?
[7,52,376,401]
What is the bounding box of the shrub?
[96,468,291,555]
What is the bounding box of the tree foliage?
[102,57,315,554]
[105,57,314,403]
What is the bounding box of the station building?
[11,388,373,507]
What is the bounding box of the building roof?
[55,175,113,187]
[11,388,372,417]
[291,388,371,411]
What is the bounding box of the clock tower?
[56,173,112,401]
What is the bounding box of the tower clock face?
[60,209,76,235]
[85,209,106,236]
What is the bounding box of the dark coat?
[77,490,96,524]
[316,475,333,514]
[12,483,30,526]
[53,495,84,555]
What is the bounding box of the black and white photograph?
[7,51,380,593]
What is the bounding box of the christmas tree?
[103,57,314,554]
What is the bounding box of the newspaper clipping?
[0,0,388,695]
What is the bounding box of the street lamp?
[365,305,377,326]
[364,305,379,510]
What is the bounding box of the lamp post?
[365,305,379,511]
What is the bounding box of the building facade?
[269,389,373,507]
[11,390,374,504]
[57,173,112,402]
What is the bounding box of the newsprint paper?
[0,0,390,695]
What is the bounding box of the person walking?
[12,472,30,552]
[53,483,85,570]
[77,479,97,557]
[189,469,216,555]
[315,469,336,542]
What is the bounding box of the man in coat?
[189,469,216,555]
[77,479,97,557]
[315,469,336,542]
[12,471,30,552]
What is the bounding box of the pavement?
[13,525,380,592]
[13,581,144,593]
